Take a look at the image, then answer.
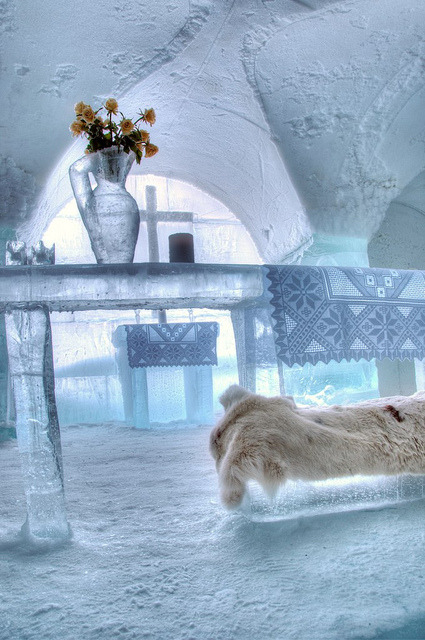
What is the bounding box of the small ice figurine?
[6,240,27,265]
[29,240,55,265]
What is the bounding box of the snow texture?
[1,422,425,640]
[0,157,37,225]
[253,0,425,238]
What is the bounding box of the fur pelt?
[209,384,425,509]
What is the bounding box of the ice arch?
[42,174,261,265]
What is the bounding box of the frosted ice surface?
[241,475,425,522]
[55,376,125,425]
[145,367,186,424]
[283,358,379,407]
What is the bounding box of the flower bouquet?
[69,98,158,164]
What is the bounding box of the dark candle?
[169,233,195,263]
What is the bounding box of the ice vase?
[69,147,140,263]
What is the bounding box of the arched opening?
[43,174,261,265]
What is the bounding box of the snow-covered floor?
[1,422,425,640]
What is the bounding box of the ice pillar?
[231,307,285,395]
[6,307,70,540]
[183,366,214,424]
[5,241,70,540]
[0,228,16,424]
[230,308,257,392]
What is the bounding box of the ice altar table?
[0,262,264,539]
[3,261,425,539]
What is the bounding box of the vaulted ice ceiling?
[2,0,425,263]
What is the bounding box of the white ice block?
[240,474,425,522]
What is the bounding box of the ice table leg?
[0,314,9,422]
[132,367,150,429]
[184,365,214,424]
[112,326,151,428]
[230,308,257,392]
[5,307,70,540]
[114,341,135,425]
[231,307,285,395]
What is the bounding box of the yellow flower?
[120,118,134,135]
[69,120,85,136]
[140,129,150,142]
[105,98,118,115]
[82,106,95,123]
[144,143,159,158]
[74,101,86,115]
[142,108,156,126]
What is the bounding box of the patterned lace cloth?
[125,322,219,368]
[265,265,425,366]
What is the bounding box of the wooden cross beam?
[139,186,194,262]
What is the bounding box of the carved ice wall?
[254,0,425,239]
[2,0,425,265]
